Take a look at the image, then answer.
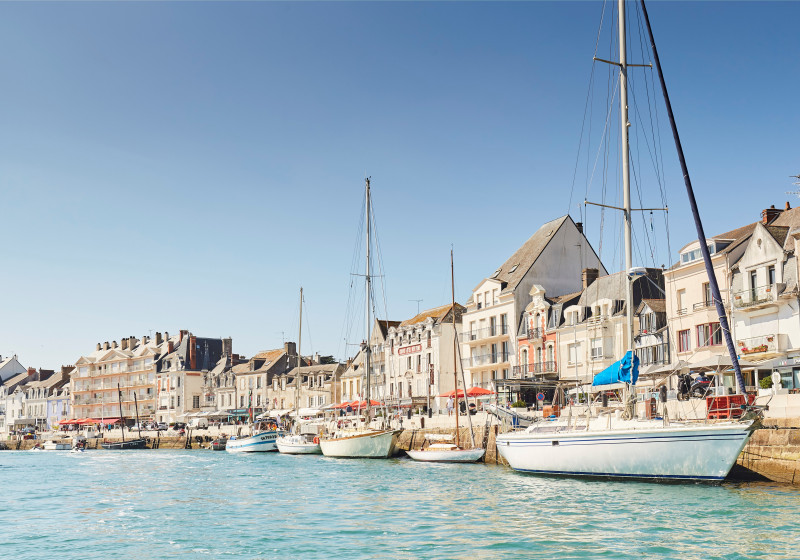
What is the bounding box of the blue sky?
[1,1,798,369]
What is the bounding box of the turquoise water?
[2,450,800,560]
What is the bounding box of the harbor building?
[369,319,400,402]
[634,299,670,376]
[269,362,344,413]
[461,215,606,392]
[70,330,229,424]
[664,221,755,382]
[384,303,465,412]
[729,205,800,391]
[555,268,665,386]
[231,343,298,418]
[154,331,230,424]
[0,354,26,384]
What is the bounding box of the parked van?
[188,417,208,429]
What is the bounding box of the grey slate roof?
[493,215,571,295]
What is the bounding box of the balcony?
[692,298,728,312]
[737,334,784,359]
[733,284,781,310]
[511,361,557,377]
[460,324,509,343]
[461,351,510,369]
[526,327,543,340]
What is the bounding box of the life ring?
[313,436,320,444]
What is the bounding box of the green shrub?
[760,375,775,389]
[511,400,527,408]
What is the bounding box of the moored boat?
[276,434,322,455]
[406,434,485,463]
[211,437,227,451]
[42,440,72,451]
[226,423,283,453]
[319,429,399,459]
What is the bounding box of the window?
[703,282,712,306]
[677,289,686,313]
[769,265,776,286]
[257,377,262,389]
[192,395,200,408]
[590,338,603,360]
[477,294,483,309]
[568,343,580,364]
[407,357,412,371]
[640,313,656,333]
[490,316,497,336]
[678,329,691,353]
[697,323,722,347]
[256,395,261,406]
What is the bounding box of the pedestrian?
[446,396,454,417]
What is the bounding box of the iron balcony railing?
[737,334,778,356]
[733,284,780,309]
[462,351,510,368]
[460,324,509,342]
[511,361,557,376]
[526,327,543,340]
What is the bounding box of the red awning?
[58,419,78,425]
[466,387,496,397]
[76,418,96,425]
[438,390,465,398]
[98,418,120,424]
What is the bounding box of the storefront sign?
[398,344,422,356]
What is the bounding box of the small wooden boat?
[211,437,227,451]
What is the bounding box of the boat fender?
[313,436,320,444]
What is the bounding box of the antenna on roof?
[409,299,423,315]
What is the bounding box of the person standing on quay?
[446,396,454,416]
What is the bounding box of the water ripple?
[2,450,800,559]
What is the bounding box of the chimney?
[575,222,584,234]
[189,335,197,370]
[103,341,110,350]
[156,332,163,345]
[96,343,101,351]
[284,341,297,358]
[112,341,117,349]
[223,337,233,357]
[168,340,174,354]
[121,338,129,351]
[180,329,188,342]
[787,201,792,210]
[762,204,782,224]
[27,367,36,377]
[129,336,138,348]
[582,268,599,290]
[314,352,320,365]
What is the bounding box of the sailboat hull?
[226,430,282,453]
[496,420,755,481]
[320,430,399,458]
[101,438,148,450]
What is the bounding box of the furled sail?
[592,351,639,386]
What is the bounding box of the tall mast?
[451,249,460,447]
[296,286,303,432]
[117,383,125,443]
[364,178,372,421]
[619,0,635,359]
[638,0,746,393]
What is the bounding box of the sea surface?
[2,449,799,560]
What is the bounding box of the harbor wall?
[737,418,800,484]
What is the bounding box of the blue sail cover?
[591,351,639,386]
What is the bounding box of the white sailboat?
[496,0,757,482]
[226,396,283,453]
[407,249,485,464]
[278,287,322,455]
[320,178,399,459]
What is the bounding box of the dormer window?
[491,269,501,279]
[509,264,519,273]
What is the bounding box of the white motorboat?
[319,429,399,459]
[496,0,759,482]
[226,426,283,453]
[276,434,322,455]
[42,440,72,451]
[406,435,485,463]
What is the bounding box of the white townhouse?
[460,215,606,391]
[384,303,465,413]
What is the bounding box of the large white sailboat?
[496,0,758,482]
[320,178,399,459]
